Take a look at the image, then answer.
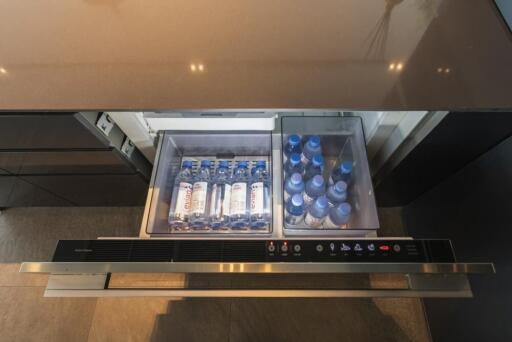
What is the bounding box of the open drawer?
[20,112,495,298]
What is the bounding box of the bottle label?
[250,182,264,215]
[230,182,247,215]
[173,182,192,219]
[303,193,315,206]
[210,184,231,217]
[222,184,231,216]
[190,182,208,215]
[300,153,310,165]
[304,212,325,228]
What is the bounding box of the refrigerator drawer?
[141,115,378,238]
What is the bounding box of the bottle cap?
[291,193,304,207]
[288,134,301,146]
[289,153,301,165]
[315,195,328,209]
[334,181,348,193]
[337,202,352,216]
[255,160,266,168]
[218,160,230,168]
[237,160,248,168]
[308,135,321,148]
[290,173,303,185]
[312,154,324,167]
[311,175,324,188]
[200,160,211,167]
[341,161,353,174]
[182,160,193,168]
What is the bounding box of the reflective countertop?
[0,0,511,110]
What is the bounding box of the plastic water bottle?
[284,134,302,159]
[324,202,352,228]
[326,181,348,208]
[189,160,212,229]
[304,195,329,228]
[301,135,321,165]
[230,161,251,228]
[284,153,304,178]
[209,161,232,229]
[285,193,305,226]
[284,172,305,202]
[303,175,326,207]
[250,160,271,229]
[304,154,324,181]
[168,160,194,229]
[329,161,353,185]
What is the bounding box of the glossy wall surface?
[0,0,511,110]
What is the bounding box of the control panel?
[53,239,455,263]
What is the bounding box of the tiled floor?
[0,206,431,342]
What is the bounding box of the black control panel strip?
[53,239,455,263]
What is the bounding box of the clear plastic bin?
[281,116,379,236]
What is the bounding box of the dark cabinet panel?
[22,174,148,206]
[0,153,24,174]
[0,176,15,206]
[5,150,136,175]
[0,113,109,149]
[8,178,72,207]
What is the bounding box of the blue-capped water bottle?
[304,154,324,181]
[168,160,194,229]
[285,193,305,226]
[300,135,322,165]
[284,153,304,178]
[230,161,251,229]
[326,181,348,208]
[329,161,353,185]
[284,172,305,203]
[209,161,232,229]
[303,175,326,207]
[250,160,271,229]
[284,134,302,160]
[189,160,212,229]
[304,195,329,228]
[324,202,352,228]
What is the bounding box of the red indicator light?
[379,245,390,252]
[283,241,288,245]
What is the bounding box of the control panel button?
[316,244,324,252]
[367,243,375,252]
[340,243,351,251]
[329,242,336,252]
[354,243,363,252]
[267,243,276,253]
[393,244,401,252]
[293,244,301,253]
[281,243,289,253]
[379,245,390,252]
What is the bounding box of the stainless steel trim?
[43,288,473,298]
[20,262,496,274]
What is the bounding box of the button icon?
[393,244,401,252]
[379,245,390,252]
[340,243,351,251]
[281,244,289,252]
[316,244,324,252]
[268,243,276,252]
[293,244,301,253]
[329,242,336,252]
[367,243,375,252]
[354,243,363,252]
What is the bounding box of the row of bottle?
[284,134,353,185]
[284,173,352,228]
[168,160,271,230]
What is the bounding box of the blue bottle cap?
[308,135,321,148]
[237,160,248,168]
[291,193,304,207]
[182,160,193,168]
[312,175,324,187]
[312,154,324,167]
[334,181,348,193]
[288,134,301,146]
[341,161,353,174]
[255,160,266,168]
[289,153,301,165]
[315,195,328,209]
[218,160,230,168]
[200,160,211,167]
[290,173,303,185]
[337,202,352,216]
